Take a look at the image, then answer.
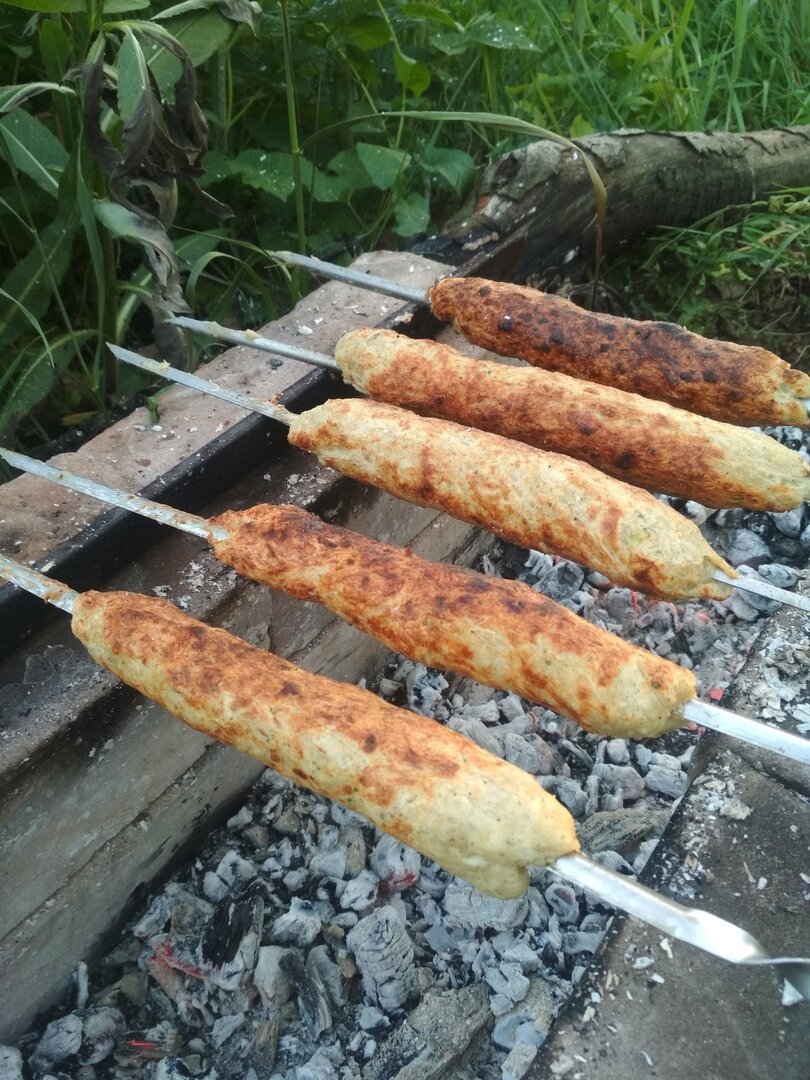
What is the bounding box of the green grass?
[0,0,809,456]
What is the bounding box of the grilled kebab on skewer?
[5,449,810,765]
[168,318,810,512]
[268,250,810,428]
[111,345,740,603]
[4,555,810,993]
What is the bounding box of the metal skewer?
[268,249,429,306]
[110,344,810,617]
[1,552,808,998]
[4,449,810,767]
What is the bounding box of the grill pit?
[1,254,809,1077]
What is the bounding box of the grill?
[0,242,808,1078]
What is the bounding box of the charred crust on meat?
[363,733,378,752]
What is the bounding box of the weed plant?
[1,0,809,454]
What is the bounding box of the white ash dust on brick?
[4,424,810,1080]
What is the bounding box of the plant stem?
[279,0,306,298]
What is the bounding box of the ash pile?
[3,423,809,1080]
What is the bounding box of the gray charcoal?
[544,883,580,924]
[341,825,368,877]
[0,1047,23,1080]
[770,508,804,538]
[227,805,253,830]
[254,946,298,1009]
[577,806,669,854]
[500,693,527,721]
[461,699,501,724]
[211,1012,245,1048]
[309,825,348,880]
[370,835,422,891]
[561,929,605,955]
[726,528,771,566]
[801,520,810,549]
[448,715,502,756]
[634,744,653,770]
[584,774,600,817]
[593,850,635,875]
[347,906,416,1012]
[492,1013,527,1051]
[307,944,347,1009]
[203,849,257,901]
[444,882,529,930]
[540,776,587,817]
[682,500,710,524]
[340,869,380,911]
[559,739,594,769]
[604,588,634,624]
[633,838,659,874]
[536,561,585,602]
[500,713,533,737]
[359,1005,388,1031]
[591,763,645,801]
[78,1008,119,1065]
[681,612,720,656]
[645,765,688,798]
[756,563,799,588]
[605,738,630,764]
[502,731,547,774]
[298,951,334,1038]
[29,1014,83,1071]
[294,1050,338,1080]
[133,892,175,939]
[502,1040,540,1080]
[424,922,457,954]
[649,751,682,771]
[484,963,530,1004]
[271,898,322,947]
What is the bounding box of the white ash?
[10,432,810,1079]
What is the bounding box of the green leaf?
[419,146,475,195]
[393,50,431,96]
[0,211,79,345]
[156,0,260,33]
[139,12,235,96]
[464,14,539,52]
[1,0,83,11]
[229,148,296,200]
[117,27,152,123]
[393,191,429,237]
[355,142,409,191]
[342,15,390,51]
[0,109,68,197]
[0,331,92,443]
[399,3,460,30]
[103,0,151,10]
[199,149,233,186]
[0,82,75,115]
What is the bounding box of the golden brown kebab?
[333,327,810,511]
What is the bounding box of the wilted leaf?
[0,108,68,196]
[393,190,429,237]
[356,142,409,190]
[94,198,188,314]
[0,82,75,114]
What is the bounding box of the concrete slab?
[531,584,810,1080]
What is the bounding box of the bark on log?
[427,127,810,282]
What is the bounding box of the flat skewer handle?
[0,554,77,613]
[0,450,226,543]
[168,316,340,372]
[107,345,294,426]
[683,699,810,765]
[268,250,428,306]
